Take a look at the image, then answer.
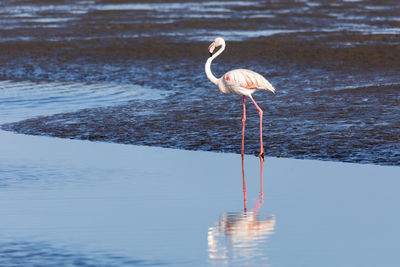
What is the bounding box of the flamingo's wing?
[224,69,275,93]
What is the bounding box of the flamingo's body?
[205,37,275,158]
[212,68,275,96]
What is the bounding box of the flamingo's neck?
[205,44,225,86]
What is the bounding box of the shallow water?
[1,2,400,265]
[2,3,400,266]
[1,130,400,266]
[0,80,170,123]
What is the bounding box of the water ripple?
[0,80,171,123]
[0,240,166,267]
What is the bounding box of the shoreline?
[2,126,398,167]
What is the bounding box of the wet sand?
[1,0,399,165]
[1,129,399,266]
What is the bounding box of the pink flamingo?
[205,37,275,159]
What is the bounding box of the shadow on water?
[207,156,275,265]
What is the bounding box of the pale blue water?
[1,130,399,266]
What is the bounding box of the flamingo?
[205,37,275,159]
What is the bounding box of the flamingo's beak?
[208,41,216,57]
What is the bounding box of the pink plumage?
[221,69,275,95]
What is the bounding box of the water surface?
[1,130,399,266]
[1,2,400,266]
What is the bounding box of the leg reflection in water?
[242,153,264,212]
[207,156,275,265]
[241,153,247,212]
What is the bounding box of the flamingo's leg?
[241,96,246,157]
[242,154,247,212]
[249,95,264,159]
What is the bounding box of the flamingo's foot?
[258,151,264,159]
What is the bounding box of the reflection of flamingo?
[205,37,275,159]
[242,153,265,212]
[208,149,273,264]
[207,189,275,264]
[207,211,276,263]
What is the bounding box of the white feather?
[221,69,275,95]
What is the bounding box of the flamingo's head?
[208,37,225,57]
